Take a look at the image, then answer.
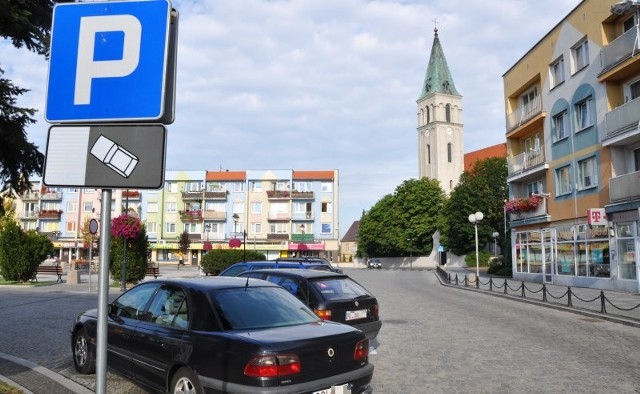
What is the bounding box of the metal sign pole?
[96,189,112,394]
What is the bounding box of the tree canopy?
[357,178,447,258]
[0,1,73,214]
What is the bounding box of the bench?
[146,265,161,279]
[33,265,63,283]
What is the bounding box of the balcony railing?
[182,191,203,200]
[506,95,542,131]
[122,190,141,199]
[179,210,203,222]
[268,213,291,221]
[38,210,63,219]
[601,26,639,72]
[507,149,546,177]
[266,190,290,199]
[291,212,314,221]
[291,233,314,242]
[291,191,314,199]
[508,198,548,222]
[267,233,290,241]
[21,192,40,201]
[203,211,226,220]
[204,191,227,200]
[21,211,38,220]
[610,170,640,202]
[604,97,640,139]
[41,191,62,200]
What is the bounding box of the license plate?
[313,383,351,394]
[345,309,367,321]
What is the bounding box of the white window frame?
[165,222,176,233]
[550,56,565,88]
[185,182,201,192]
[233,182,244,192]
[575,97,593,131]
[321,223,332,234]
[556,166,572,196]
[321,201,332,213]
[250,181,262,192]
[83,201,93,213]
[553,111,569,142]
[321,182,332,193]
[66,222,77,232]
[578,157,598,190]
[166,201,177,213]
[232,202,245,214]
[206,182,225,192]
[252,222,262,233]
[67,201,77,212]
[571,38,589,74]
[147,202,158,213]
[625,77,640,102]
[184,223,198,233]
[147,222,157,233]
[251,202,262,214]
[165,182,178,193]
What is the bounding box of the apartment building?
[13,169,340,266]
[504,0,640,292]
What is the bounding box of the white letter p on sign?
[75,15,142,105]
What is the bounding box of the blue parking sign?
[46,0,171,122]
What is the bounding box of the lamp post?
[492,231,499,257]
[468,211,484,279]
[121,190,129,292]
[205,223,210,242]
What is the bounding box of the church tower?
[417,28,463,195]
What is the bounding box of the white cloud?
[0,0,581,229]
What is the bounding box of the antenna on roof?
[245,276,249,291]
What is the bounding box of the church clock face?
[446,127,452,135]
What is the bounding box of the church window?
[445,104,451,122]
[427,144,431,164]
[426,107,431,124]
[447,143,452,163]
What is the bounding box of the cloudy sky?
[1,0,581,232]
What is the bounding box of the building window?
[166,202,177,213]
[206,182,224,192]
[445,104,451,122]
[577,157,597,190]
[165,182,178,193]
[205,202,224,212]
[165,222,176,233]
[269,223,287,234]
[527,181,543,196]
[147,202,158,213]
[626,79,640,102]
[321,182,332,192]
[69,188,79,194]
[321,223,332,234]
[571,38,589,74]
[521,87,538,112]
[67,201,77,212]
[293,182,312,192]
[184,182,200,192]
[550,56,565,88]
[66,222,76,232]
[321,201,332,213]
[83,202,93,212]
[553,111,569,141]
[232,202,245,214]
[575,97,593,130]
[252,223,262,233]
[147,222,157,233]
[447,143,452,163]
[250,181,262,192]
[184,223,198,233]
[233,182,244,192]
[251,202,262,214]
[623,15,636,33]
[555,165,572,196]
[426,107,431,123]
[427,144,431,164]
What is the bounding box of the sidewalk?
[440,265,640,326]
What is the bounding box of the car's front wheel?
[72,327,95,374]
[171,367,203,394]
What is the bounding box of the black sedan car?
[238,269,382,341]
[70,277,373,393]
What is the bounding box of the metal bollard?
[567,287,573,307]
[504,279,508,294]
[521,281,526,298]
[600,290,606,314]
[489,278,493,292]
[542,284,547,302]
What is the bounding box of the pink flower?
[111,214,142,239]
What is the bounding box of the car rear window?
[209,286,319,330]
[310,278,371,300]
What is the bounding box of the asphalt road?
[0,268,639,393]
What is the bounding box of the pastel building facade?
[504,0,640,292]
[13,169,340,266]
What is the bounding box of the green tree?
[358,178,447,258]
[0,220,53,282]
[446,157,508,256]
[0,1,73,214]
[109,214,148,284]
[201,249,266,275]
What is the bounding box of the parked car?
[71,277,373,393]
[238,269,382,340]
[218,257,340,276]
[366,258,382,269]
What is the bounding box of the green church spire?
[419,28,460,99]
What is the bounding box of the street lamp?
[492,231,499,257]
[205,223,211,242]
[468,211,484,279]
[232,214,246,262]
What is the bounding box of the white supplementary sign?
[45,0,171,122]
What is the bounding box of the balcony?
[267,190,290,199]
[179,210,203,222]
[506,95,542,132]
[41,191,62,200]
[21,211,38,220]
[291,212,314,221]
[291,191,314,199]
[203,211,226,220]
[507,149,548,181]
[182,191,203,200]
[122,190,141,200]
[20,192,40,201]
[291,233,314,242]
[507,196,548,223]
[601,26,639,73]
[268,213,291,221]
[267,233,290,241]
[603,97,640,146]
[38,210,63,219]
[610,170,640,202]
[204,191,227,200]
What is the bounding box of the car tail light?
[244,354,301,378]
[353,339,369,361]
[374,303,379,318]
[314,308,332,320]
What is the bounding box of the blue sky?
[1,0,580,234]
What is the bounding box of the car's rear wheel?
[171,367,203,394]
[73,327,95,374]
